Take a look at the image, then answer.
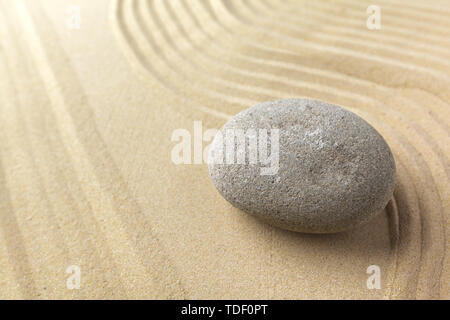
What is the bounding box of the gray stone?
[208,99,396,233]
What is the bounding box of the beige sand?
[0,0,448,299]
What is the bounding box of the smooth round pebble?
[208,98,396,233]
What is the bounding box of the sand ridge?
[0,0,448,299]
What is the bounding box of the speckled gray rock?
[208,98,396,233]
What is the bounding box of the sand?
[0,0,448,299]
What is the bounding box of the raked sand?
[0,0,448,299]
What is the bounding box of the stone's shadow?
[239,200,393,259]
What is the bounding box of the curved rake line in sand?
[223,1,448,297]
[254,0,450,61]
[11,1,136,298]
[134,0,450,220]
[15,0,189,299]
[206,2,448,131]
[183,2,450,104]
[116,0,450,203]
[140,0,450,171]
[255,0,450,125]
[186,0,450,122]
[223,0,447,299]
[291,0,450,20]
[376,0,450,18]
[387,0,450,17]
[192,2,447,286]
[390,177,422,298]
[345,0,450,35]
[169,0,426,296]
[356,109,445,299]
[115,0,450,119]
[121,0,450,145]
[243,0,450,156]
[277,0,450,23]
[211,0,450,181]
[137,0,271,105]
[155,0,295,100]
[217,0,450,99]
[0,55,40,299]
[0,22,97,299]
[324,0,450,37]
[350,107,441,298]
[0,4,96,298]
[271,0,450,50]
[112,0,233,120]
[125,0,448,300]
[283,0,450,43]
[111,0,446,298]
[214,0,450,113]
[383,196,400,299]
[144,0,450,188]
[137,1,261,107]
[229,0,446,298]
[0,2,148,298]
[214,2,450,95]
[188,0,450,140]
[394,139,445,299]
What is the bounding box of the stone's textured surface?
[208,99,396,233]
